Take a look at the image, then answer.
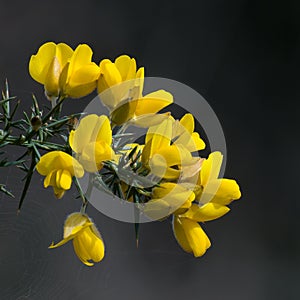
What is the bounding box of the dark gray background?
[0,0,298,299]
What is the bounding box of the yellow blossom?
[142,115,205,179]
[49,212,105,266]
[36,151,84,199]
[29,42,100,99]
[171,151,242,257]
[97,54,173,126]
[98,54,144,109]
[69,114,114,172]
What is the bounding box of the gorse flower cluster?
[0,41,241,267]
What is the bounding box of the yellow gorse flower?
[97,54,173,126]
[142,115,205,179]
[36,151,84,199]
[69,114,114,173]
[49,212,105,266]
[29,42,100,99]
[172,151,241,257]
[98,54,144,109]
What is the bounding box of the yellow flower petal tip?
[49,212,105,266]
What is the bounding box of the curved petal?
[152,183,194,213]
[95,115,112,145]
[200,151,223,187]
[63,212,90,238]
[56,43,73,67]
[73,236,94,266]
[135,90,173,117]
[114,55,137,81]
[181,203,230,222]
[69,115,100,153]
[49,234,75,249]
[56,169,72,190]
[210,179,241,205]
[99,59,122,88]
[145,117,173,147]
[44,56,61,97]
[44,169,57,188]
[29,42,57,84]
[68,63,100,85]
[68,44,94,76]
[175,217,211,257]
[179,113,194,134]
[172,216,193,253]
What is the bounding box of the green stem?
[0,134,67,151]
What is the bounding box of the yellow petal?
[95,115,112,144]
[44,56,61,97]
[63,212,90,238]
[73,227,105,266]
[200,151,223,187]
[172,216,193,253]
[152,144,193,167]
[55,169,72,190]
[174,217,211,257]
[142,118,173,166]
[174,131,206,152]
[58,62,70,92]
[179,113,194,134]
[64,64,100,98]
[152,183,194,213]
[69,64,100,85]
[210,179,241,205]
[68,44,94,75]
[73,236,94,266]
[69,115,99,153]
[80,141,113,172]
[55,43,73,67]
[114,55,137,81]
[99,59,122,87]
[145,117,173,147]
[49,234,75,249]
[70,115,111,153]
[29,42,57,84]
[181,203,230,222]
[44,169,57,188]
[135,67,144,97]
[135,90,173,117]
[129,112,171,127]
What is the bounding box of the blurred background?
[0,0,299,299]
